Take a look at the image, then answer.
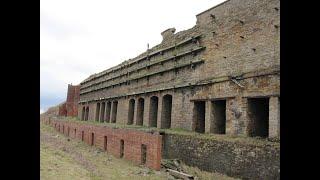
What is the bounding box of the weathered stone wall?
[43,1,280,178]
[162,133,280,180]
[41,117,163,170]
[78,0,280,138]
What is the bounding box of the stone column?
[205,100,212,133]
[110,102,114,123]
[99,103,105,123]
[133,98,138,125]
[269,96,280,138]
[144,96,150,127]
[157,95,163,128]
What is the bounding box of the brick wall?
[58,103,67,116]
[66,84,80,117]
[42,117,162,170]
[76,0,280,139]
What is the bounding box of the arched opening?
[81,107,85,120]
[81,131,84,141]
[100,102,106,122]
[111,101,118,123]
[141,144,147,164]
[95,103,100,121]
[74,129,77,138]
[104,136,108,151]
[193,101,205,133]
[85,107,89,121]
[91,133,94,146]
[128,99,135,125]
[120,139,124,158]
[149,96,159,127]
[161,94,172,129]
[105,101,111,123]
[136,98,145,126]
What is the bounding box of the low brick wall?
[162,133,280,180]
[42,118,162,170]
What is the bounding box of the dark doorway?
[161,95,172,129]
[141,144,147,164]
[85,107,89,121]
[247,98,269,138]
[81,131,84,141]
[91,133,95,146]
[104,136,108,151]
[193,101,205,133]
[136,98,145,126]
[105,101,111,122]
[74,129,77,138]
[100,102,106,122]
[95,103,100,121]
[128,99,135,125]
[120,139,124,158]
[81,107,85,120]
[149,96,158,127]
[67,127,70,136]
[211,100,226,134]
[111,101,118,123]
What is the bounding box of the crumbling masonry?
[77,0,280,139]
[44,0,280,178]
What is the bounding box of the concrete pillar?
[226,97,246,136]
[240,98,250,136]
[110,102,114,123]
[103,101,107,122]
[144,96,150,127]
[157,95,163,128]
[133,98,138,125]
[205,100,212,133]
[269,96,280,138]
[226,98,235,135]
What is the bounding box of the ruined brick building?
[77,0,280,139]
[58,84,80,117]
[43,0,280,178]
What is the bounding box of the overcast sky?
[40,0,226,113]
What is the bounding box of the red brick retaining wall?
[42,118,162,170]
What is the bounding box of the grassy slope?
[41,120,239,180]
[40,123,168,180]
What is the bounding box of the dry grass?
[40,122,168,180]
[40,119,241,180]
